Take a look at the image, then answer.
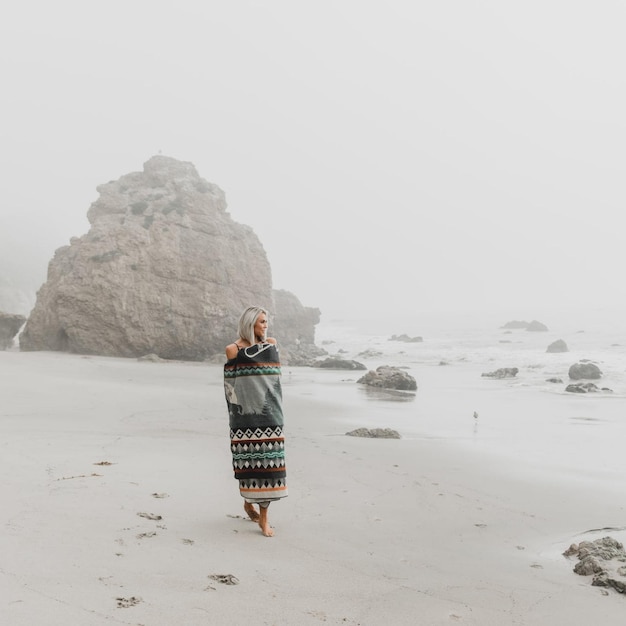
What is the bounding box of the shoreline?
[2,350,625,625]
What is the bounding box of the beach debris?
[564,536,626,594]
[181,538,195,545]
[357,365,417,391]
[56,473,102,481]
[116,596,142,608]
[313,357,367,370]
[346,428,401,439]
[93,460,115,466]
[546,339,569,353]
[151,492,169,498]
[208,574,239,585]
[481,367,518,379]
[137,512,162,521]
[568,362,602,380]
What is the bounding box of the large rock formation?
[271,289,325,365]
[0,311,26,349]
[357,365,418,391]
[20,156,318,361]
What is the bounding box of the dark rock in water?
[346,427,401,439]
[357,365,417,391]
[19,156,319,361]
[546,339,568,353]
[0,311,26,350]
[313,357,366,370]
[568,362,602,380]
[546,377,563,384]
[357,349,383,358]
[501,320,530,329]
[388,333,423,343]
[565,537,626,595]
[566,382,599,393]
[481,367,519,379]
[565,382,612,394]
[501,320,548,331]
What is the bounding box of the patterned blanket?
[224,342,287,503]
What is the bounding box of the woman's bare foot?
[258,506,274,537]
[243,502,260,522]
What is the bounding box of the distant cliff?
[21,156,318,361]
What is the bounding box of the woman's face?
[254,313,268,341]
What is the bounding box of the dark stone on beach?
[568,362,602,380]
[346,428,401,439]
[566,382,598,393]
[546,377,563,383]
[565,382,612,394]
[547,339,568,353]
[313,357,367,370]
[565,537,626,595]
[0,311,26,349]
[357,365,417,391]
[481,367,518,379]
[388,333,423,343]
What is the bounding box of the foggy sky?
[2,1,625,321]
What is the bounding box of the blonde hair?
[238,306,269,345]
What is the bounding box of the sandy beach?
[2,349,626,625]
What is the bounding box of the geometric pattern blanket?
[224,342,287,503]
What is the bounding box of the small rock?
[481,367,518,379]
[346,428,401,439]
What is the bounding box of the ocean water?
[284,307,626,493]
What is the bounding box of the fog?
[1,1,625,323]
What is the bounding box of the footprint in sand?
[136,531,157,539]
[116,596,142,608]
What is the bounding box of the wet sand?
[1,350,625,625]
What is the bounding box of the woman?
[224,306,287,537]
